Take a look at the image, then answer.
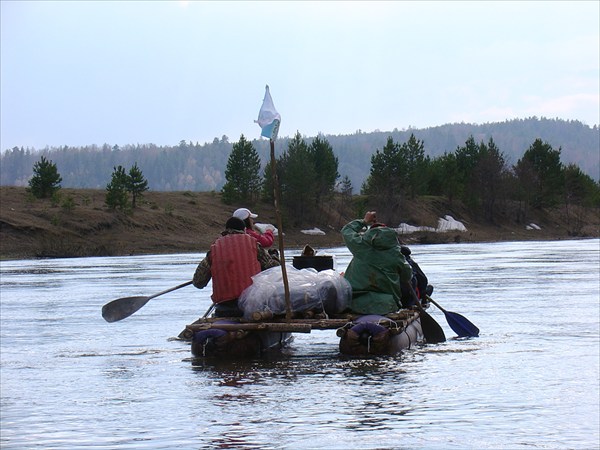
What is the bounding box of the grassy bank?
[1,186,598,260]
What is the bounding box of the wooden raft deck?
[179,309,421,340]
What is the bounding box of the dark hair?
[225,217,246,231]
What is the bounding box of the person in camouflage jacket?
[193,217,280,317]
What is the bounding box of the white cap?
[233,208,258,220]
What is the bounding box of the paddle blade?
[102,296,151,323]
[444,310,480,337]
[419,309,446,344]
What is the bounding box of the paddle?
[427,296,479,338]
[102,280,193,323]
[400,281,445,344]
[413,301,446,344]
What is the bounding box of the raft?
[337,313,423,356]
[178,246,427,358]
[178,309,423,358]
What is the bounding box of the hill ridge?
[2,118,598,192]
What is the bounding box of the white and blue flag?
[255,85,281,140]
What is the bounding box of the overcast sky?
[1,1,598,151]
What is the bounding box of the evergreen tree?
[105,165,129,210]
[127,162,149,208]
[401,133,428,199]
[454,135,481,206]
[339,175,354,221]
[562,163,600,235]
[222,134,262,205]
[427,152,459,204]
[281,132,317,224]
[361,136,404,223]
[515,139,564,208]
[563,164,600,208]
[340,175,353,196]
[261,159,275,202]
[362,136,400,195]
[28,156,62,199]
[309,135,339,208]
[472,138,510,221]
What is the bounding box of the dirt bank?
[1,186,597,260]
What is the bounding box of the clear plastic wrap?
[316,269,351,315]
[238,266,351,320]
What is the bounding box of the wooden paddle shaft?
[148,280,193,300]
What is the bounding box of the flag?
[255,85,281,140]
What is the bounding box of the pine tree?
[105,166,129,210]
[281,132,317,224]
[361,136,405,222]
[362,137,401,195]
[309,135,339,207]
[28,156,62,199]
[127,162,149,208]
[427,152,459,203]
[516,139,564,208]
[563,164,599,208]
[222,134,262,205]
[454,135,481,206]
[401,133,428,199]
[340,175,353,196]
[338,175,354,221]
[472,138,510,221]
[261,155,287,204]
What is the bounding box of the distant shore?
[1,186,598,260]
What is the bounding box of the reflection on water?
[0,239,598,449]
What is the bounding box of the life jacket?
[210,233,260,303]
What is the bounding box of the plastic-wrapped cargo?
[238,266,351,320]
[316,269,351,315]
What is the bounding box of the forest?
[16,120,600,241]
[1,117,598,193]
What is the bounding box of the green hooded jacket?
[341,219,413,315]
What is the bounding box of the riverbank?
[1,186,598,260]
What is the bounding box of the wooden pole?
[269,138,292,321]
[187,322,312,333]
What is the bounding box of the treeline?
[362,135,599,232]
[1,118,598,192]
[0,138,233,191]
[222,132,598,236]
[16,129,600,238]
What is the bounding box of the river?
[1,239,598,449]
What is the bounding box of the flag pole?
[256,85,292,321]
[268,138,292,321]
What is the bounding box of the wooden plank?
[184,310,421,334]
[186,322,313,333]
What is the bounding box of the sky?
[1,1,599,151]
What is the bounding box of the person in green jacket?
[341,211,418,315]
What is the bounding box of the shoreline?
[2,231,597,262]
[1,186,598,260]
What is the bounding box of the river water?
[1,239,598,449]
